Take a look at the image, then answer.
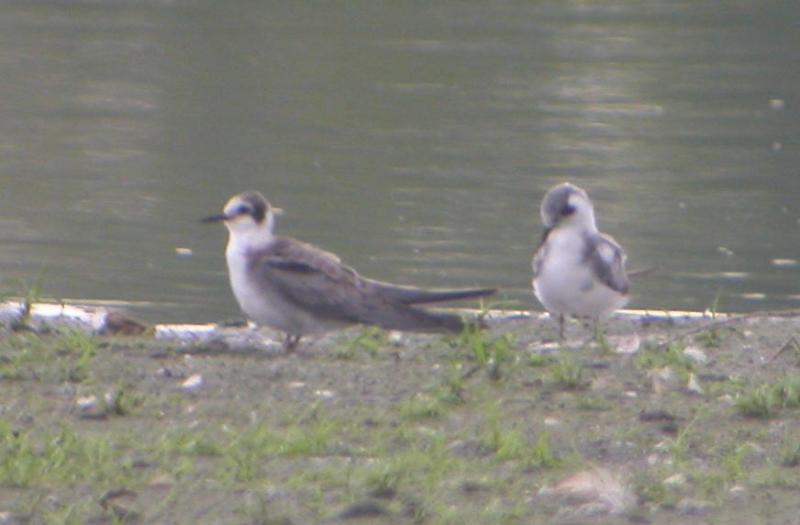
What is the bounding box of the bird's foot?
[283,334,301,353]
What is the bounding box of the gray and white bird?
[532,183,629,339]
[203,191,496,351]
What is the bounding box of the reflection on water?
[0,1,798,322]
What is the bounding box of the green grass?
[450,327,517,381]
[334,326,386,359]
[0,329,98,383]
[1,317,800,523]
[575,395,612,411]
[695,328,723,348]
[0,420,134,488]
[636,341,695,375]
[10,270,47,330]
[550,355,586,390]
[220,420,336,482]
[779,435,800,467]
[400,392,446,420]
[735,377,800,418]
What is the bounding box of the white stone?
[683,346,709,365]
[687,373,704,395]
[180,374,203,391]
[664,473,686,486]
[544,417,561,428]
[314,389,335,399]
[76,395,98,410]
[613,333,640,355]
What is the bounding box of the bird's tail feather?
[370,281,496,305]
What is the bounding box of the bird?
[532,182,629,340]
[202,191,496,351]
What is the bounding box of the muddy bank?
[0,302,799,524]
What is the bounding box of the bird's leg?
[558,314,565,342]
[283,334,301,353]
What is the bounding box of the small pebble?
[314,389,335,399]
[544,417,561,428]
[677,498,713,515]
[387,331,404,346]
[613,333,640,355]
[649,367,677,396]
[664,473,686,486]
[654,440,671,452]
[639,409,676,422]
[337,500,389,519]
[180,374,203,391]
[683,346,709,365]
[157,367,177,378]
[729,484,746,496]
[687,373,704,395]
[544,468,635,516]
[718,394,735,404]
[76,395,98,411]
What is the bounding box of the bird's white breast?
[533,228,626,319]
[224,236,333,335]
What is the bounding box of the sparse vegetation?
[779,435,800,467]
[636,341,695,375]
[451,326,517,381]
[735,377,800,418]
[0,312,799,523]
[550,355,586,389]
[333,326,386,359]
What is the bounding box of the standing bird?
[203,191,496,351]
[532,183,629,339]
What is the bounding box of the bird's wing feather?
[584,233,629,294]
[364,279,495,305]
[250,238,464,331]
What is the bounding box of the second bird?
[203,191,496,351]
[532,182,629,339]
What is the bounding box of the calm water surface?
[0,1,798,323]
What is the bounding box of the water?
[1,1,798,323]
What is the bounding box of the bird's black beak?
[200,213,228,224]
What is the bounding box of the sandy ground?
[1,307,799,524]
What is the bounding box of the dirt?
[0,310,799,524]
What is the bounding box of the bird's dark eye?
[235,205,251,216]
[560,204,576,216]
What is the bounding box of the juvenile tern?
[532,182,629,339]
[203,191,496,351]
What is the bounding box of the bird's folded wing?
[259,257,381,322]
[262,257,466,331]
[588,234,629,294]
[248,239,450,331]
[250,238,373,323]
